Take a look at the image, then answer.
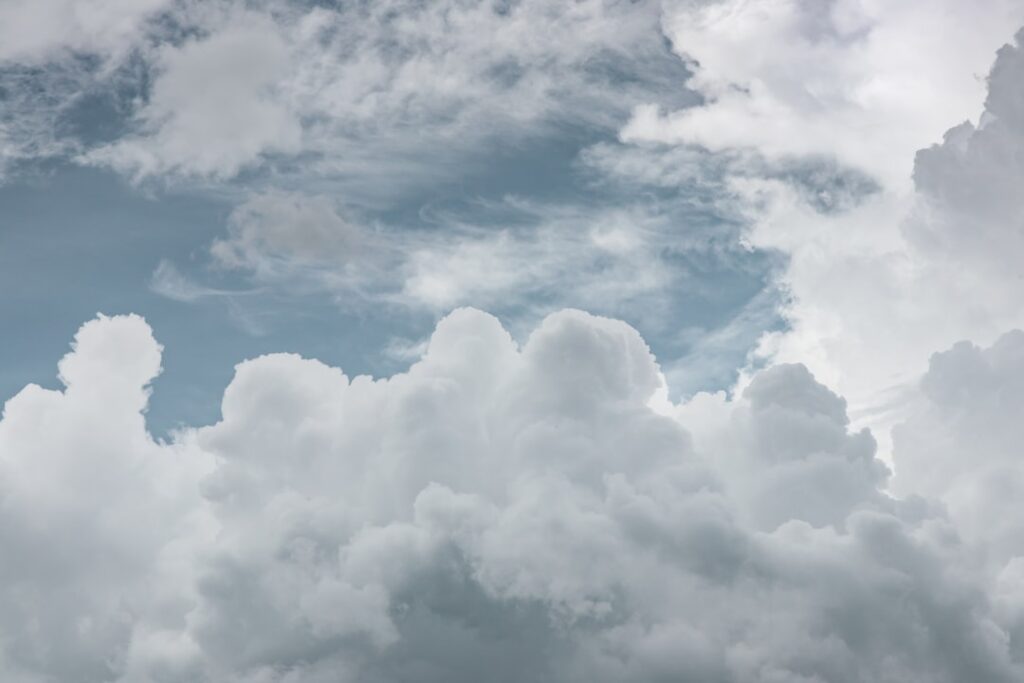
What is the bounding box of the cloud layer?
[2,310,1024,681]
[3,6,1024,681]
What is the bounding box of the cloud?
[2,309,1023,681]
[909,29,1024,285]
[892,330,1024,561]
[196,186,763,322]
[0,314,211,682]
[211,192,364,275]
[70,0,684,184]
[729,27,1024,453]
[0,0,169,63]
[608,17,1024,453]
[85,13,302,180]
[5,11,1024,679]
[150,259,243,302]
[184,187,776,398]
[393,199,684,314]
[0,0,171,180]
[624,0,1024,189]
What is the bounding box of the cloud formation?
[626,0,1023,188]
[3,8,1024,681]
[742,27,1024,446]
[617,18,1024,451]
[88,14,302,180]
[76,0,683,182]
[0,0,685,187]
[2,310,1023,681]
[0,0,168,63]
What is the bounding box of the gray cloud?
[2,310,1023,681]
[909,28,1024,285]
[3,5,1024,682]
[678,22,1024,458]
[893,329,1024,563]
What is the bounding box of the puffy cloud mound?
[693,24,1024,456]
[0,315,210,682]
[893,330,1024,560]
[3,309,1024,681]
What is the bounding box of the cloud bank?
[2,309,1024,682]
[730,26,1024,447]
[3,5,1024,681]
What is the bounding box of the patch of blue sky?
[0,8,798,436]
[1,123,786,439]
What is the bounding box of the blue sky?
[4,2,1024,681]
[0,139,782,435]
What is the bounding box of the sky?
[2,0,1024,681]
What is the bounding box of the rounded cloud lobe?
[2,310,1024,681]
[694,24,1024,456]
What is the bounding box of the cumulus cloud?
[892,330,1024,561]
[608,15,1024,453]
[724,26,1024,452]
[2,309,1023,681]
[5,9,1024,680]
[0,0,171,180]
[625,0,1024,189]
[0,314,211,682]
[0,63,82,181]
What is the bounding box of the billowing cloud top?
[2,310,1024,682]
[3,1,1024,681]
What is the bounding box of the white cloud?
[86,14,302,180]
[0,0,173,180]
[2,309,1024,680]
[892,330,1024,562]
[0,74,76,181]
[150,259,245,302]
[724,27,1024,455]
[195,189,752,342]
[5,9,1024,678]
[625,0,1023,189]
[0,0,169,63]
[70,0,680,183]
[611,13,1024,454]
[212,192,364,275]
[0,314,212,682]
